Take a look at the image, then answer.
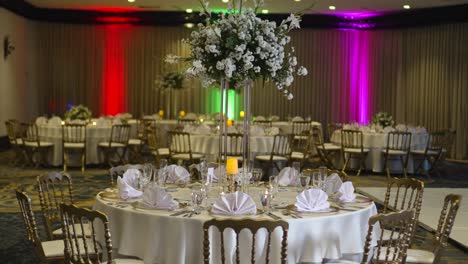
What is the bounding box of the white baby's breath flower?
[297,66,308,76]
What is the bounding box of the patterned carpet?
[0,149,467,263]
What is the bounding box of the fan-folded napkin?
[141,186,178,209]
[250,126,265,136]
[292,116,304,122]
[36,117,48,126]
[166,165,190,184]
[295,189,330,212]
[265,127,279,136]
[117,169,143,199]
[323,173,343,195]
[277,167,299,186]
[48,117,62,127]
[212,191,257,216]
[194,124,211,135]
[338,182,356,202]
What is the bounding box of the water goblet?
[299,175,310,191]
[292,162,301,186]
[251,168,263,187]
[312,171,321,188]
[259,190,272,213]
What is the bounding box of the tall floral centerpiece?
[64,105,92,122]
[156,71,186,119]
[166,0,308,182]
[372,111,394,128]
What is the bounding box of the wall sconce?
[3,36,15,60]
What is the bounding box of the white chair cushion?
[98,142,126,148]
[157,148,170,155]
[172,153,204,160]
[24,141,54,147]
[294,135,308,140]
[42,239,97,258]
[10,138,23,145]
[411,149,439,155]
[128,138,142,145]
[329,261,359,264]
[255,155,288,161]
[383,149,408,155]
[110,259,145,264]
[291,152,304,159]
[344,147,370,153]
[52,223,91,237]
[405,249,435,263]
[64,142,85,149]
[323,143,341,150]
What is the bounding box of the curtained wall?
[31,21,468,160]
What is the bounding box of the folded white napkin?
[277,167,299,186]
[383,126,395,133]
[415,126,426,133]
[151,114,161,120]
[166,165,190,184]
[183,124,196,134]
[113,118,122,125]
[212,191,257,216]
[122,113,132,119]
[395,124,407,132]
[359,126,371,133]
[265,127,279,136]
[36,117,48,126]
[295,189,330,212]
[292,116,304,122]
[212,165,226,183]
[270,115,280,122]
[323,173,343,195]
[250,126,265,136]
[194,124,211,135]
[47,117,62,127]
[255,116,266,121]
[227,126,238,134]
[141,185,179,209]
[96,117,111,127]
[185,113,198,120]
[338,182,356,202]
[117,175,142,200]
[68,119,86,125]
[122,169,141,188]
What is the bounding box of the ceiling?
[24,0,468,14]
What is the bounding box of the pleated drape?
[32,22,468,159]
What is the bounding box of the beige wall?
[0,8,38,135]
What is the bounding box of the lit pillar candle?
[158,110,164,117]
[179,110,186,117]
[227,119,233,127]
[226,158,239,175]
[240,111,245,118]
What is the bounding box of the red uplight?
[96,16,140,23]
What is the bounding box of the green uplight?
[207,88,242,120]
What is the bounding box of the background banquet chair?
[62,124,87,172]
[340,130,369,176]
[60,203,144,264]
[255,134,293,178]
[5,119,25,166]
[326,123,342,143]
[203,218,289,264]
[169,131,204,166]
[177,118,197,128]
[382,131,412,178]
[311,126,341,169]
[302,168,349,182]
[20,122,54,167]
[444,129,456,159]
[411,130,446,176]
[127,118,147,163]
[98,124,131,167]
[380,176,424,245]
[289,130,312,169]
[253,119,272,127]
[339,209,415,264]
[109,164,145,187]
[16,189,66,263]
[405,194,462,264]
[37,171,91,240]
[147,128,170,165]
[219,133,244,163]
[291,120,312,139]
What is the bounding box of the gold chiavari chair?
[219,133,244,163]
[444,129,456,159]
[302,168,349,182]
[311,126,341,169]
[380,176,424,245]
[37,171,92,240]
[411,130,446,176]
[289,131,312,169]
[62,124,87,172]
[177,118,198,130]
[340,130,369,176]
[98,124,131,166]
[255,134,293,177]
[291,121,312,139]
[169,131,204,165]
[5,119,25,166]
[203,218,289,264]
[382,131,412,178]
[326,123,342,143]
[147,128,170,165]
[20,122,54,167]
[16,189,66,263]
[253,120,273,127]
[405,194,462,264]
[109,164,145,187]
[60,203,144,264]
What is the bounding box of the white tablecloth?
[37,120,138,166]
[330,130,429,173]
[94,187,379,264]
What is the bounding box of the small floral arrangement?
[160,72,185,90]
[372,112,394,127]
[64,105,92,121]
[165,0,309,100]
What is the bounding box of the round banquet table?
[93,187,379,264]
[330,130,429,174]
[37,120,138,166]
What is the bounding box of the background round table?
[94,187,379,264]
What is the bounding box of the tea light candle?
[92,121,97,126]
[158,110,164,117]
[179,110,186,117]
[240,111,245,118]
[61,121,65,126]
[226,158,239,175]
[227,119,233,127]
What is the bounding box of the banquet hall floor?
[0,149,467,263]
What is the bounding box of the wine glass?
[268,176,278,201]
[159,159,168,186]
[312,171,321,188]
[259,190,272,213]
[140,163,153,189]
[292,162,301,186]
[251,168,263,187]
[299,175,310,191]
[191,186,205,212]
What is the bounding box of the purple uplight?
[348,31,370,124]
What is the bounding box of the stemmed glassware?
[299,175,310,191]
[259,189,273,213]
[191,185,206,212]
[140,163,153,190]
[159,159,168,187]
[292,161,301,187]
[251,168,263,187]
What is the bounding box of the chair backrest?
[221,133,243,157]
[37,172,74,240]
[15,189,46,258]
[271,134,292,157]
[178,119,197,126]
[203,218,289,264]
[444,129,456,158]
[385,131,412,152]
[327,123,342,142]
[292,121,311,136]
[253,120,272,127]
[109,124,130,145]
[426,130,446,152]
[137,118,156,141]
[340,130,364,150]
[302,168,349,182]
[5,120,20,144]
[431,194,462,261]
[362,209,415,264]
[62,124,87,144]
[109,164,145,186]
[169,131,193,155]
[60,203,112,264]
[311,126,324,147]
[21,122,40,144]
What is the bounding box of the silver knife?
[170,210,190,216]
[267,212,281,220]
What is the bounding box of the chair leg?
[81,150,86,173]
[342,153,350,173]
[63,149,67,172]
[383,153,389,174]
